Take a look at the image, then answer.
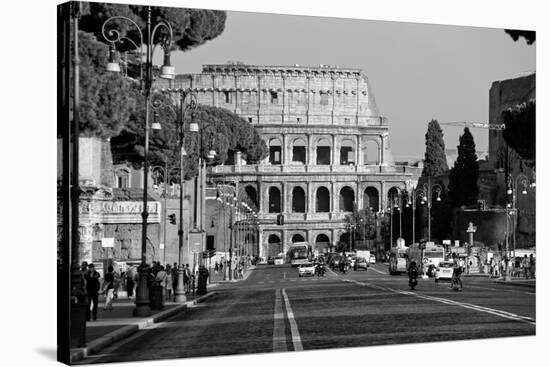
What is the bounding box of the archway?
[340,139,356,165]
[315,233,331,254]
[292,187,306,213]
[268,234,282,257]
[292,138,307,164]
[292,234,305,243]
[316,138,331,165]
[364,140,379,165]
[244,185,258,209]
[268,187,281,213]
[364,187,379,212]
[316,186,330,212]
[269,138,282,164]
[339,186,355,212]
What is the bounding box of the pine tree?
[422,119,448,177]
[448,128,479,208]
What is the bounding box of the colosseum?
[167,62,422,259]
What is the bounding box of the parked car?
[369,255,376,264]
[435,261,454,282]
[355,257,369,270]
[267,257,275,265]
[298,262,316,277]
[274,256,284,265]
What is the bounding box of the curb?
[70,292,216,364]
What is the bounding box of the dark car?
[267,256,275,265]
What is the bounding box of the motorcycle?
[316,264,325,277]
[408,268,418,290]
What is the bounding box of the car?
[298,262,316,277]
[274,256,284,265]
[369,255,376,264]
[329,255,342,269]
[355,257,369,270]
[267,257,275,265]
[348,256,357,268]
[435,261,454,282]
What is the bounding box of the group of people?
[489,254,536,279]
[78,260,197,321]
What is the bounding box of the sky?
[165,8,535,162]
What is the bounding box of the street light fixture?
[103,6,175,317]
[506,173,535,259]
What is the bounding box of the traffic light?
[277,214,284,226]
[168,213,176,225]
[209,248,216,258]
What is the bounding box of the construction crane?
[440,121,505,130]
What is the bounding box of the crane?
[440,121,505,130]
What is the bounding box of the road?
[80,263,535,364]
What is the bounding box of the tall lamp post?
[405,187,426,245]
[103,6,175,316]
[411,178,442,243]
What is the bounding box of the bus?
[388,247,408,275]
[287,242,313,266]
[408,242,445,269]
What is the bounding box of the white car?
[274,256,284,265]
[435,261,454,282]
[298,262,316,277]
[369,255,376,264]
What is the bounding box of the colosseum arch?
[291,233,306,243]
[267,234,283,257]
[268,137,282,164]
[268,186,281,213]
[364,186,380,212]
[340,138,356,165]
[364,139,380,165]
[291,137,307,164]
[339,186,355,212]
[243,185,259,210]
[292,186,306,213]
[316,186,330,212]
[315,137,332,165]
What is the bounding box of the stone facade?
[162,63,422,258]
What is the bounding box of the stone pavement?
[70,265,256,363]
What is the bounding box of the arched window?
[340,139,355,165]
[292,234,305,243]
[292,138,307,164]
[315,234,330,244]
[269,138,282,164]
[339,187,355,212]
[292,187,306,213]
[364,187,379,212]
[268,234,282,257]
[268,187,281,213]
[364,140,379,165]
[244,185,258,209]
[316,138,331,165]
[316,187,330,212]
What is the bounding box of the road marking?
[281,288,303,351]
[466,284,535,295]
[272,289,288,352]
[368,267,387,275]
[342,278,535,326]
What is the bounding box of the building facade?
[166,63,422,259]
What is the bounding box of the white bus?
[287,242,313,266]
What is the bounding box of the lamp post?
[103,6,175,316]
[409,177,442,243]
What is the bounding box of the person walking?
[126,266,135,298]
[184,264,191,294]
[165,265,173,301]
[155,265,167,306]
[529,254,536,279]
[522,255,531,279]
[103,266,115,311]
[85,264,101,321]
[113,268,121,299]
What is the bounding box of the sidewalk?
[70,265,256,363]
[463,272,536,288]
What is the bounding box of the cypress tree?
[422,119,448,177]
[448,128,479,208]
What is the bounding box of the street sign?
[443,240,451,245]
[423,257,429,265]
[101,238,114,248]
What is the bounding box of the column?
[307,134,314,166]
[357,136,363,166]
[307,182,313,214]
[355,135,359,165]
[282,182,288,213]
[356,182,363,210]
[283,134,290,165]
[331,181,338,213]
[282,74,286,123]
[331,134,336,166]
[380,134,386,165]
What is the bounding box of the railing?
[210,164,422,175]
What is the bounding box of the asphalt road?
[80,263,535,364]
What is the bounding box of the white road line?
[342,278,535,326]
[272,289,288,352]
[368,267,387,275]
[281,288,303,351]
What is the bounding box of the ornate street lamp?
[506,173,535,258]
[103,6,175,317]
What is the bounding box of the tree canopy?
[504,29,536,45]
[80,2,226,52]
[422,119,448,177]
[448,128,479,208]
[502,100,536,169]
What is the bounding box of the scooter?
[408,269,418,290]
[316,264,325,277]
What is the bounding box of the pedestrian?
[155,265,167,305]
[184,264,191,294]
[85,264,101,321]
[165,265,173,301]
[103,266,115,310]
[522,255,530,279]
[171,263,178,294]
[529,254,536,279]
[215,261,219,274]
[113,268,121,299]
[514,257,521,278]
[126,266,135,298]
